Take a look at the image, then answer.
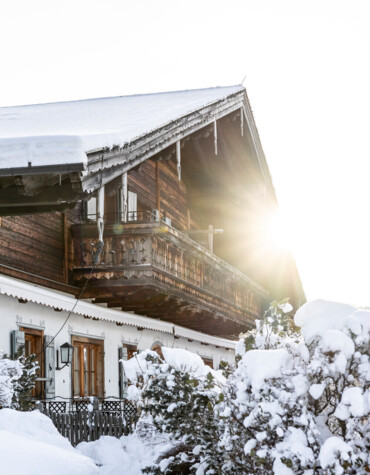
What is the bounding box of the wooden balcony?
[71,214,268,337]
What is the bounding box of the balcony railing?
[72,213,268,329]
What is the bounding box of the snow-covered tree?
[218,301,321,474]
[0,351,37,410]
[122,348,226,474]
[296,301,370,473]
[123,300,370,474]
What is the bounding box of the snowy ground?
[0,408,170,474]
[0,409,98,475]
[77,428,171,475]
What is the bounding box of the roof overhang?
[0,162,85,177]
[0,274,236,350]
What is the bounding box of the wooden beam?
[121,173,128,222]
[214,120,218,155]
[62,213,69,284]
[97,186,105,220]
[0,182,78,206]
[240,106,244,136]
[0,202,76,216]
[176,140,181,181]
[156,162,161,212]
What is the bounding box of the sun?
[262,209,295,253]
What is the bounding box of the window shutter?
[127,191,137,221]
[10,330,25,358]
[96,344,105,398]
[44,335,55,398]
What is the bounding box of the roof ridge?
[0,84,244,110]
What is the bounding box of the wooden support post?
[121,173,128,222]
[208,224,214,253]
[187,209,191,230]
[156,162,161,212]
[62,212,68,284]
[97,186,105,220]
[214,120,218,156]
[240,106,244,136]
[176,141,181,181]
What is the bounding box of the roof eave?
[0,161,86,177]
[81,89,247,193]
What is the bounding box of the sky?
[0,0,369,306]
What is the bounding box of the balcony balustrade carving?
[72,217,267,329]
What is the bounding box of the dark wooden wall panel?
[159,160,188,230]
[128,160,157,212]
[128,159,189,230]
[0,213,64,283]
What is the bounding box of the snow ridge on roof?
[0,85,244,171]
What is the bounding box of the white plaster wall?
[0,294,235,398]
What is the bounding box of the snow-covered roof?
[0,85,244,173]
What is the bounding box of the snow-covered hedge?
[123,299,369,474]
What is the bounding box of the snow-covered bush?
[123,300,370,474]
[122,348,226,474]
[219,301,321,473]
[0,351,37,410]
[296,301,370,473]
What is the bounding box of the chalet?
[0,85,304,401]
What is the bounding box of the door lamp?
[56,342,74,370]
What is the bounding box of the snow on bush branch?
[0,351,38,410]
[123,299,369,474]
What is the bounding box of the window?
[119,344,137,398]
[151,342,163,359]
[202,357,214,369]
[72,336,104,398]
[122,344,137,361]
[19,327,44,398]
[86,197,97,221]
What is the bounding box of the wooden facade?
[0,89,305,340]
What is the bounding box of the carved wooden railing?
[72,219,268,321]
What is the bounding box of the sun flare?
[262,209,295,253]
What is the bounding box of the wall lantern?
[56,342,74,370]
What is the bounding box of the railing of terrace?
[27,397,137,446]
[72,215,266,321]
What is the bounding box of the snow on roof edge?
[0,85,244,110]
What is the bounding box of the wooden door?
[72,336,104,398]
[20,327,44,398]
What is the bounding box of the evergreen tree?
[141,355,224,474]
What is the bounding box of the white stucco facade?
[0,275,235,399]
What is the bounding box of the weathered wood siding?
[128,158,188,230]
[0,212,65,283]
[159,160,188,230]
